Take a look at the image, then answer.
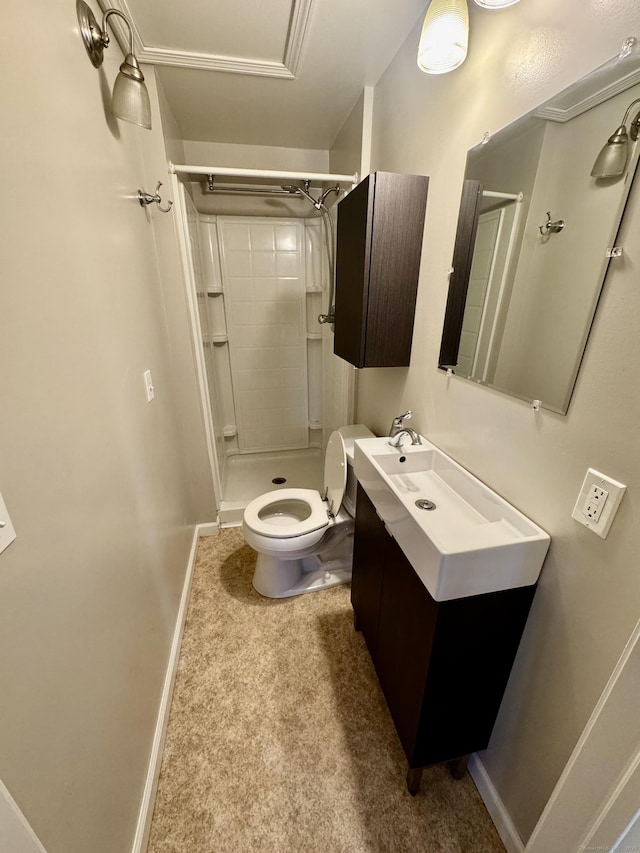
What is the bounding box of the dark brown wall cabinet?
[334,171,429,368]
[352,484,536,793]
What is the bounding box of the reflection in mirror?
[439,41,640,414]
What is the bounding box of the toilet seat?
[243,488,329,539]
[243,431,348,541]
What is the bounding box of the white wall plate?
[572,468,627,539]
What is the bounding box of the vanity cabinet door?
[334,172,429,368]
[351,485,387,659]
[352,482,537,775]
[374,532,438,763]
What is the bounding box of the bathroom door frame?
[524,614,640,852]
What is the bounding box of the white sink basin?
[354,437,550,601]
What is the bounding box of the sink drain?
[415,499,437,511]
[272,477,287,485]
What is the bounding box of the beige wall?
[329,93,365,180]
[0,1,208,851]
[182,140,330,172]
[152,81,218,521]
[360,1,640,842]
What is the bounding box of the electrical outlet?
[582,484,608,522]
[572,468,626,539]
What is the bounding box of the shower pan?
[170,165,357,525]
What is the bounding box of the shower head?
[280,182,340,210]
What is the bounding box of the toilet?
[242,424,374,598]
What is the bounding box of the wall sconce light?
[76,0,151,129]
[591,98,640,178]
[417,0,469,75]
[417,0,520,75]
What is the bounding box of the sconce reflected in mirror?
[76,0,151,129]
[591,98,640,178]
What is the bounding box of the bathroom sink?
[354,437,550,601]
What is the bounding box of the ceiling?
[104,0,428,149]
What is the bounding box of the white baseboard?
[468,754,525,853]
[131,524,207,853]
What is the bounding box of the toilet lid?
[324,430,347,516]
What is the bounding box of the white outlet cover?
[0,491,17,556]
[572,468,626,539]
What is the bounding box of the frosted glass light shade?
[111,55,152,129]
[473,0,520,8]
[417,0,469,75]
[591,126,629,178]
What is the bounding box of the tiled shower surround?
[219,218,309,452]
[194,211,354,509]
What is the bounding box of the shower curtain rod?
[169,162,358,186]
[483,190,523,201]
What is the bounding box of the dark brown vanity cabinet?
[334,171,429,368]
[352,484,536,791]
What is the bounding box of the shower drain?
[272,477,287,485]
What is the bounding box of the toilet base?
[252,551,352,599]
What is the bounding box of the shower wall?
[190,200,354,504]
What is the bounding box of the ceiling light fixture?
[417,0,469,75]
[591,98,640,178]
[76,0,151,129]
[417,0,521,75]
[473,0,520,8]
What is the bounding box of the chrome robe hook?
[539,211,564,236]
[138,181,173,213]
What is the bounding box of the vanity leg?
[353,611,361,632]
[406,767,423,796]
[447,755,470,779]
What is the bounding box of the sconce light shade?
[591,99,640,178]
[473,0,520,8]
[112,54,152,129]
[417,0,469,75]
[77,0,151,129]
[591,125,629,178]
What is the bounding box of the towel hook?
[539,211,564,236]
[138,181,173,213]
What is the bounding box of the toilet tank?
[337,424,374,516]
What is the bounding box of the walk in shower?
[170,165,358,524]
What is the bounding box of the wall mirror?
[439,40,640,414]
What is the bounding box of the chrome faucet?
[389,410,412,438]
[388,427,422,448]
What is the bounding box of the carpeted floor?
[147,528,506,852]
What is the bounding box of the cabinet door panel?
[412,585,536,767]
[334,176,373,367]
[351,486,386,659]
[374,534,438,762]
[365,172,429,367]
